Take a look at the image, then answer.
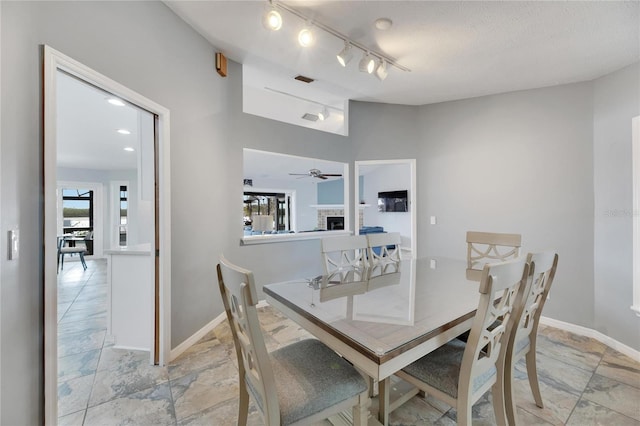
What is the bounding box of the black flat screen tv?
[377,190,408,212]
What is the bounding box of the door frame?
[354,159,417,257]
[43,45,172,423]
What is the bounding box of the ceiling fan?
[289,168,342,180]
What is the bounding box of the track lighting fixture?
[318,106,330,121]
[359,52,375,74]
[298,26,314,47]
[260,1,410,80]
[375,59,388,81]
[336,41,354,67]
[263,5,282,31]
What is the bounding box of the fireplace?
[327,216,344,230]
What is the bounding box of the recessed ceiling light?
[107,98,125,106]
[117,129,131,135]
[124,147,135,152]
[375,18,393,30]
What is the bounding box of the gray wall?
[417,83,596,329]
[593,63,640,349]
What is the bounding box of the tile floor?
[57,259,640,425]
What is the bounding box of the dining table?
[263,256,484,425]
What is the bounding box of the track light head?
[359,52,375,74]
[318,107,330,121]
[298,26,314,47]
[336,42,354,67]
[263,6,282,31]
[375,59,388,81]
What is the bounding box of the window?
[244,191,292,233]
[119,185,128,246]
[61,188,94,255]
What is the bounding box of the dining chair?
[57,236,87,272]
[321,235,369,274]
[217,255,370,426]
[504,251,558,425]
[394,257,530,425]
[466,231,522,280]
[366,232,402,264]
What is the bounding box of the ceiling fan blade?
[289,173,309,176]
[317,175,328,180]
[319,173,342,177]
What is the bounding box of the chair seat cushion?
[269,339,368,425]
[60,247,86,254]
[401,338,496,399]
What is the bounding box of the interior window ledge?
[241,230,351,245]
[631,305,640,317]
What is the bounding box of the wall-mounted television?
[377,190,408,212]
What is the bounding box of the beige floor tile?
[582,374,640,421]
[567,398,640,426]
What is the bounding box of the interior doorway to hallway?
[43,45,172,424]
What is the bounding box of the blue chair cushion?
[401,338,496,399]
[254,339,368,425]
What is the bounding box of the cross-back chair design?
[321,235,369,275]
[466,231,521,280]
[395,257,529,425]
[366,232,402,265]
[217,255,370,426]
[504,251,558,425]
[57,236,87,272]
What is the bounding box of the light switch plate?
[430,216,437,225]
[8,229,19,260]
[430,258,437,269]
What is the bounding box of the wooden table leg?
[377,377,390,425]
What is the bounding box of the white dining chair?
[217,255,370,426]
[321,235,369,275]
[504,251,558,425]
[366,232,402,264]
[395,257,530,425]
[57,236,87,272]
[466,231,522,280]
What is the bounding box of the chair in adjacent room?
[504,251,559,425]
[321,235,369,274]
[57,236,87,272]
[217,255,370,426]
[394,257,530,425]
[366,232,402,264]
[466,231,522,280]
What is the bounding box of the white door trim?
[43,45,172,424]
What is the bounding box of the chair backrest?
[321,235,369,274]
[459,257,529,401]
[511,251,559,351]
[216,255,280,424]
[367,232,402,264]
[466,231,521,272]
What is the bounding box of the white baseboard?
[169,312,227,362]
[540,316,640,361]
[169,301,271,362]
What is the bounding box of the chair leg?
[352,391,370,426]
[80,252,87,270]
[60,253,65,270]
[238,383,249,426]
[504,355,518,426]
[491,381,508,426]
[525,349,544,408]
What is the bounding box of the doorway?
[43,45,172,423]
[354,159,417,257]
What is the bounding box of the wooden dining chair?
[321,235,369,274]
[57,236,87,272]
[466,231,521,280]
[217,255,370,426]
[504,251,558,425]
[395,257,530,425]
[366,232,402,264]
